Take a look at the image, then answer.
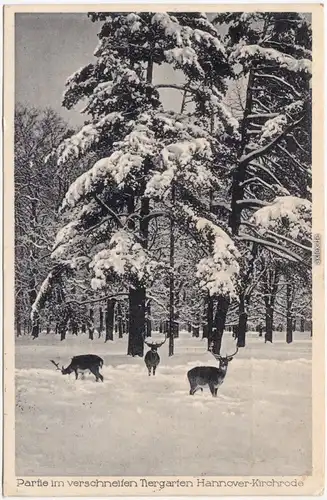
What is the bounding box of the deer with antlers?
[143,333,167,376]
[187,345,238,397]
[50,354,104,382]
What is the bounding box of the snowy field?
[15,330,312,477]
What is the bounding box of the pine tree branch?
[239,115,305,166]
[236,234,308,265]
[255,73,302,98]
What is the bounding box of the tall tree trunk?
[127,287,145,356]
[59,323,66,341]
[212,295,230,355]
[105,299,115,342]
[146,302,152,337]
[99,307,103,338]
[207,295,214,351]
[265,305,274,343]
[116,302,123,338]
[71,319,78,336]
[286,282,293,344]
[229,70,254,235]
[126,185,147,355]
[187,322,192,333]
[263,266,280,344]
[168,183,175,356]
[174,313,179,338]
[30,276,39,339]
[16,309,21,337]
[89,308,94,340]
[300,317,305,332]
[192,323,199,338]
[237,294,248,348]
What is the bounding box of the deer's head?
[50,360,66,374]
[210,346,239,370]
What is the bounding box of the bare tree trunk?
[146,302,152,337]
[192,323,200,338]
[99,307,103,338]
[207,295,214,351]
[265,306,274,343]
[263,267,280,344]
[89,308,94,340]
[71,319,78,336]
[117,302,123,338]
[212,295,230,355]
[30,277,39,339]
[286,282,293,344]
[237,294,248,348]
[229,70,254,235]
[127,288,145,356]
[105,299,115,342]
[169,183,175,356]
[16,309,22,337]
[59,324,66,341]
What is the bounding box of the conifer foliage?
[30,12,313,354]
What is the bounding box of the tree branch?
[239,115,305,166]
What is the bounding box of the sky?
[15,13,185,128]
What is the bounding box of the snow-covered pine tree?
[32,12,241,355]
[213,12,312,346]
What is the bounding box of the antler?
[209,344,238,360]
[210,350,222,361]
[143,332,167,348]
[155,332,167,348]
[227,346,239,358]
[50,360,61,370]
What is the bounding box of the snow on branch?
[31,264,68,321]
[240,115,305,166]
[231,44,312,75]
[57,112,125,166]
[177,203,240,297]
[89,229,159,290]
[145,138,213,199]
[196,219,240,298]
[62,122,158,210]
[251,196,312,243]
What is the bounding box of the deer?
[187,346,238,397]
[50,354,104,382]
[143,333,167,376]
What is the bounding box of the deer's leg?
[189,385,199,395]
[153,366,156,376]
[74,370,78,380]
[214,388,218,397]
[98,367,104,382]
[90,366,100,382]
[208,382,216,397]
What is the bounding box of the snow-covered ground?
[15,330,312,477]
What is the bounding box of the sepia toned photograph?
[3,3,324,496]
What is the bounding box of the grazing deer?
[187,346,238,397]
[143,334,167,376]
[50,354,104,382]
